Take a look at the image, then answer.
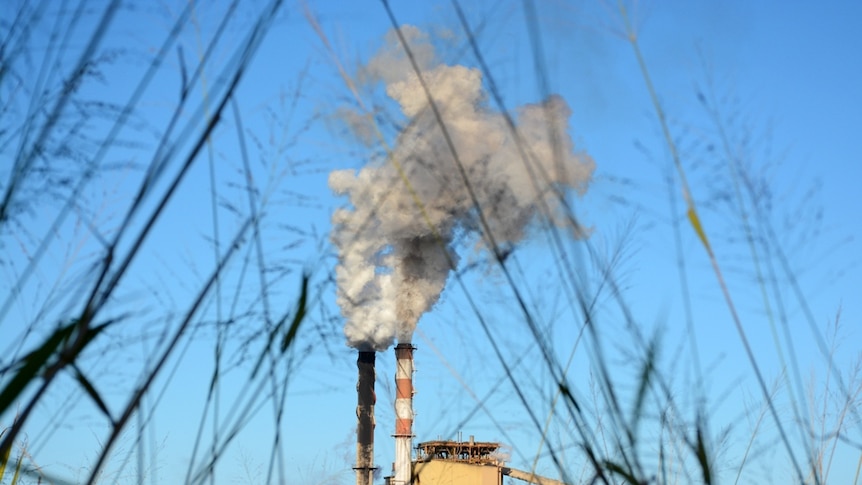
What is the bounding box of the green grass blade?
[0,321,76,417]
[632,336,658,432]
[0,429,8,481]
[695,424,712,485]
[250,272,309,379]
[9,450,23,485]
[73,364,112,422]
[281,272,308,352]
[603,460,642,485]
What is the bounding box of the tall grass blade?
[602,460,642,485]
[853,452,861,485]
[250,272,309,378]
[8,449,22,485]
[72,364,112,422]
[693,423,712,485]
[282,272,309,352]
[0,321,76,417]
[0,427,8,481]
[631,335,657,432]
[686,207,711,252]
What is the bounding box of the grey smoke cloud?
[362,25,437,86]
[331,26,595,351]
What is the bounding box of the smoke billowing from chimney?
[331,26,594,350]
[355,351,376,485]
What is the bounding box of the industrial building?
[355,344,570,485]
[408,438,567,485]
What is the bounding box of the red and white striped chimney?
[393,343,415,485]
[355,351,376,485]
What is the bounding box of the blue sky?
[1,1,860,484]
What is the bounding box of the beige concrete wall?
[413,460,501,485]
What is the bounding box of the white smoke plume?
[330,26,595,351]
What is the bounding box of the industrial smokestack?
[356,351,376,485]
[332,26,594,481]
[393,343,415,485]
